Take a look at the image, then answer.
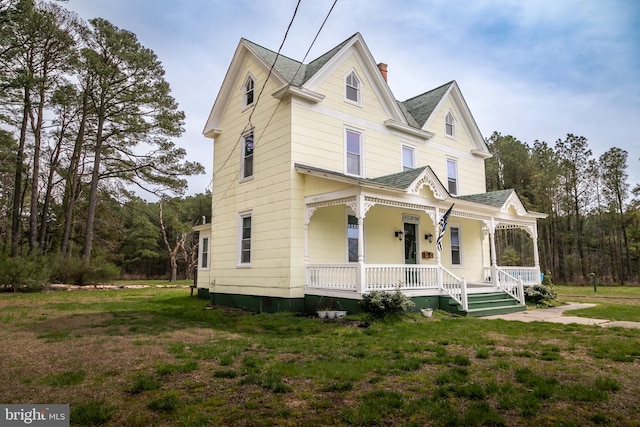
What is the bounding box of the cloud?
[62,0,640,192]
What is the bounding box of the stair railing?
[440,267,468,311]
[495,267,525,305]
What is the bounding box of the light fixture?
[394,230,404,241]
[425,233,433,243]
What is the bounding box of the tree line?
[0,0,205,285]
[485,132,640,285]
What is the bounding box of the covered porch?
[297,164,546,315]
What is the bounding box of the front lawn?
[555,284,640,322]
[0,287,638,426]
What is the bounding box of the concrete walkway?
[484,302,640,329]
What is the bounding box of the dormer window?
[345,71,360,104]
[445,111,455,138]
[243,75,255,108]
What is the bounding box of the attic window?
[345,72,360,104]
[445,111,455,138]
[243,76,255,107]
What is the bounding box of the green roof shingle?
[455,189,515,208]
[400,81,454,128]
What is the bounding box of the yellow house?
[196,33,546,316]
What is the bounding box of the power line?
[212,0,338,212]
[211,0,301,180]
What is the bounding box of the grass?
[555,284,640,322]
[0,286,639,426]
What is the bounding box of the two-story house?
[195,33,546,316]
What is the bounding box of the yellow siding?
[211,54,299,298]
[208,41,495,299]
[423,97,487,195]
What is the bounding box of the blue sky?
[63,0,640,196]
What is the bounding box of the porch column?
[531,223,541,283]
[351,194,372,294]
[435,207,443,289]
[489,218,498,287]
[304,207,317,287]
[356,216,365,293]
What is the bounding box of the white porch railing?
[307,264,357,291]
[484,266,542,285]
[364,265,439,292]
[306,264,468,311]
[494,268,525,305]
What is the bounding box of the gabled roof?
[295,163,449,200]
[455,189,515,208]
[243,35,357,88]
[455,189,546,218]
[205,33,490,155]
[400,81,454,128]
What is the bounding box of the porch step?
[441,292,526,317]
[466,292,525,317]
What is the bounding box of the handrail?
[440,267,468,311]
[494,267,525,305]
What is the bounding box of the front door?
[404,222,417,264]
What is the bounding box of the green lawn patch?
[0,287,639,426]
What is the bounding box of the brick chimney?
[377,63,388,82]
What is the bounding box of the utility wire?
[211,0,301,180]
[212,0,338,211]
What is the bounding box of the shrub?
[524,271,557,306]
[0,254,49,292]
[360,291,415,318]
[49,254,120,285]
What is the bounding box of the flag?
[436,204,454,252]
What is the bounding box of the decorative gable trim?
[203,39,289,138]
[301,33,408,126]
[502,191,527,216]
[406,168,448,200]
[422,81,491,158]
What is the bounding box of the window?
[345,71,360,104]
[447,159,458,195]
[347,215,359,262]
[345,129,363,176]
[445,111,455,137]
[242,132,254,179]
[244,76,254,107]
[402,145,415,172]
[450,226,461,266]
[200,236,209,269]
[239,213,252,265]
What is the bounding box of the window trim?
[242,73,255,110]
[446,158,458,196]
[237,211,252,267]
[199,235,210,270]
[445,111,456,138]
[401,144,416,172]
[241,131,254,181]
[344,69,362,106]
[450,224,462,267]
[344,127,364,177]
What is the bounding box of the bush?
[360,291,415,318]
[49,254,120,285]
[524,271,557,306]
[0,254,49,292]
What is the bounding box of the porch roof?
[295,163,547,220]
[295,163,447,195]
